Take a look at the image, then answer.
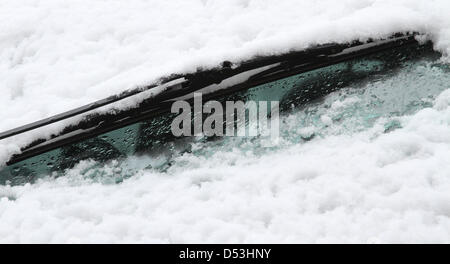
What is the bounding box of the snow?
[1,0,450,163]
[1,0,450,243]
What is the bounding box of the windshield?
[1,42,445,185]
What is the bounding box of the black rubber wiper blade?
[0,33,418,144]
[1,33,427,168]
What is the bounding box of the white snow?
[1,0,450,162]
[1,0,450,243]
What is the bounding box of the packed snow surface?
[1,0,450,243]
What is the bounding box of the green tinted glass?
[0,43,439,185]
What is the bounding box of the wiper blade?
[1,33,421,166]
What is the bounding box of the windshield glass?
[0,43,445,185]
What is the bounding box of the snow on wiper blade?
[0,34,417,143]
[0,33,433,184]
